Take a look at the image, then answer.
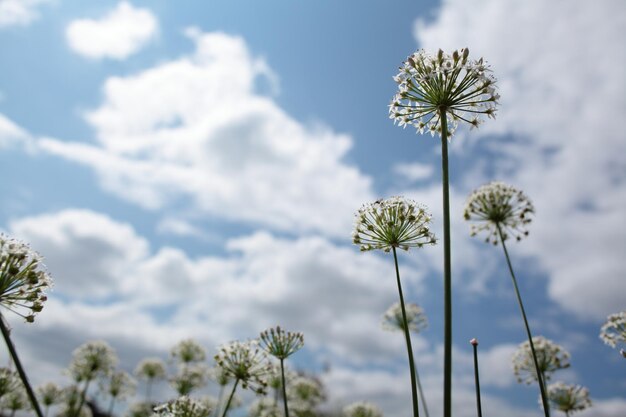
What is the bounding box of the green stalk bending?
[439,109,453,417]
[280,358,290,417]
[496,224,550,417]
[0,313,44,417]
[220,379,239,417]
[392,247,420,417]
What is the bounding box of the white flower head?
[153,396,211,417]
[68,340,118,382]
[343,402,383,417]
[389,48,499,137]
[464,182,534,245]
[286,376,325,412]
[126,402,153,417]
[0,368,19,400]
[214,340,270,395]
[382,302,427,334]
[135,357,167,381]
[353,197,436,252]
[544,382,591,414]
[599,311,626,352]
[512,336,570,384]
[101,370,136,401]
[248,398,281,417]
[171,339,206,365]
[36,382,63,407]
[0,234,52,322]
[169,364,208,396]
[259,326,304,360]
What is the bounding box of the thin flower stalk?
[470,339,483,417]
[391,49,499,417]
[134,357,166,401]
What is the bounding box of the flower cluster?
[0,235,52,322]
[36,382,63,408]
[286,376,326,413]
[154,396,212,417]
[68,340,118,383]
[102,370,136,400]
[214,341,269,394]
[135,358,167,381]
[353,197,436,252]
[171,339,206,364]
[389,48,499,137]
[512,336,570,384]
[342,402,383,417]
[464,182,534,244]
[381,302,428,334]
[0,368,19,400]
[545,382,591,414]
[259,326,304,360]
[170,365,208,396]
[599,311,626,354]
[249,397,281,417]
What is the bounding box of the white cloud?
[413,0,626,319]
[42,30,373,237]
[0,113,30,148]
[0,0,51,28]
[394,162,434,182]
[65,1,158,60]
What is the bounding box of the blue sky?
[0,1,625,416]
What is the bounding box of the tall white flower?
[512,336,570,384]
[214,340,269,395]
[68,340,118,382]
[545,382,591,415]
[259,326,304,360]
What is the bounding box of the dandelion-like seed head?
[343,402,384,417]
[389,48,499,137]
[171,339,206,365]
[0,234,52,323]
[36,382,63,407]
[102,370,136,401]
[352,197,436,252]
[153,396,211,417]
[381,302,428,334]
[68,340,118,383]
[135,358,167,381]
[259,326,304,360]
[169,364,208,396]
[599,311,626,352]
[544,382,591,414]
[512,336,570,385]
[214,340,270,395]
[464,182,534,245]
[286,376,326,412]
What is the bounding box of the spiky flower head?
[389,48,499,137]
[286,376,325,413]
[0,234,52,322]
[169,364,208,396]
[382,301,428,334]
[599,311,626,354]
[259,326,304,360]
[343,402,384,417]
[102,370,136,401]
[68,340,118,382]
[352,197,436,252]
[464,182,534,245]
[544,382,591,414]
[153,396,211,417]
[249,398,282,417]
[512,336,570,384]
[135,358,167,381]
[171,339,206,365]
[0,368,19,400]
[36,382,63,407]
[214,340,270,395]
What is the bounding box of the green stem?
[280,358,290,417]
[471,343,483,417]
[220,379,239,417]
[0,313,44,417]
[146,379,153,402]
[414,363,430,417]
[76,378,92,417]
[213,384,226,417]
[496,224,550,417]
[392,247,420,417]
[439,109,453,417]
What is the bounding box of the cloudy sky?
[0,0,625,416]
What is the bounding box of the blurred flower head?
[343,402,384,417]
[0,234,52,322]
[214,340,269,395]
[266,362,296,391]
[464,182,534,245]
[68,340,118,382]
[382,302,428,334]
[259,326,304,360]
[0,368,19,400]
[126,401,153,417]
[135,357,167,381]
[102,370,136,401]
[599,311,626,352]
[0,385,29,413]
[389,48,499,137]
[353,197,436,252]
[169,364,208,396]
[249,397,282,417]
[154,396,211,417]
[286,376,325,413]
[57,386,93,417]
[36,382,63,407]
[545,382,591,414]
[171,339,206,365]
[512,336,570,384]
